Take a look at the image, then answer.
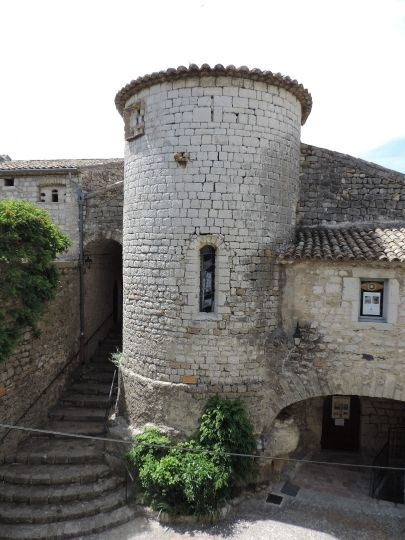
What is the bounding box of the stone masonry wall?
[263,259,405,432]
[84,183,123,246]
[0,264,80,460]
[0,173,80,261]
[298,143,405,226]
[121,74,302,434]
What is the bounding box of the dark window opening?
[4,178,14,187]
[40,192,46,202]
[52,189,59,202]
[200,245,215,313]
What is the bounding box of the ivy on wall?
[0,200,71,362]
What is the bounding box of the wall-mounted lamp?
[293,322,302,346]
[84,254,93,270]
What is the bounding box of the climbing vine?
[0,200,70,362]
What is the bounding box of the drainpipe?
[78,187,86,363]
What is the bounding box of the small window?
[124,101,145,141]
[359,280,385,320]
[51,189,59,202]
[4,178,14,187]
[200,246,215,313]
[40,192,46,202]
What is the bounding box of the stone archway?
[83,239,122,359]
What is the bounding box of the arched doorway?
[83,239,122,359]
[321,395,361,452]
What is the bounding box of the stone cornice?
[115,64,312,125]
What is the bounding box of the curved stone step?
[0,505,137,539]
[43,421,106,437]
[13,438,104,465]
[0,463,111,485]
[69,382,113,395]
[0,488,127,524]
[49,407,106,422]
[60,394,110,409]
[80,372,115,383]
[0,475,125,504]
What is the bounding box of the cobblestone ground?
[89,485,405,540]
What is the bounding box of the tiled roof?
[0,158,123,173]
[279,226,405,262]
[115,63,312,124]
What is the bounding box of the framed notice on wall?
[331,396,351,420]
[360,281,384,317]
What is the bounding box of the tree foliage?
[0,200,70,362]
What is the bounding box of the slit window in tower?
[52,189,59,202]
[200,246,215,313]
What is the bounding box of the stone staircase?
[0,330,136,539]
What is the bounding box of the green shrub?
[135,440,230,517]
[198,396,256,482]
[127,397,256,518]
[0,200,70,361]
[127,427,170,466]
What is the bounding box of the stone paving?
[90,456,405,540]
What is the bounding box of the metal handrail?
[103,450,136,502]
[0,312,114,447]
[104,368,118,434]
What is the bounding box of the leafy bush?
[127,397,256,518]
[198,396,256,482]
[127,427,170,466]
[134,439,230,517]
[0,200,70,361]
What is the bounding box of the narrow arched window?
[200,246,215,312]
[52,189,59,202]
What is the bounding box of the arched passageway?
[83,239,122,359]
[267,395,405,503]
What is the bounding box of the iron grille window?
[200,246,215,312]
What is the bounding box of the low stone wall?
[0,263,80,460]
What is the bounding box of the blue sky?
[0,0,404,174]
[362,138,405,173]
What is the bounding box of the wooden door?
[321,396,360,451]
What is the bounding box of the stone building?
[1,64,405,481]
[114,64,405,471]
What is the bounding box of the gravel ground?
[88,487,405,540]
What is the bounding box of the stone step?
[0,463,111,486]
[0,505,137,539]
[69,382,113,395]
[0,488,127,524]
[13,438,104,465]
[78,371,116,384]
[59,394,110,409]
[85,364,117,375]
[48,407,106,423]
[0,475,125,504]
[42,421,106,438]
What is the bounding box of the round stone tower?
[115,64,311,434]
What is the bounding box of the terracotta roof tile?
[279,226,405,262]
[115,63,312,124]
[0,158,123,173]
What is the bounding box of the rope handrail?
[1,422,405,472]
